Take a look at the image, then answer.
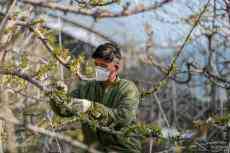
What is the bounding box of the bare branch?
[154,94,170,128]
[72,0,119,7]
[0,67,47,91]
[171,63,192,84]
[21,0,173,18]
[202,67,230,89]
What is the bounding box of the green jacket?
[49,77,142,153]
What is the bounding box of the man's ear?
[114,64,120,71]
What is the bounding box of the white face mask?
[95,66,110,81]
[77,66,110,81]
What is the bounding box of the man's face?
[94,58,120,82]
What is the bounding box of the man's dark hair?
[92,43,121,63]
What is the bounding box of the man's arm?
[48,81,87,117]
[48,80,140,128]
[48,89,77,117]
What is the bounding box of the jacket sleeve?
[48,91,77,117]
[48,81,86,117]
[87,82,140,128]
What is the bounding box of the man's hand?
[46,81,69,105]
[46,81,91,114]
[71,98,92,113]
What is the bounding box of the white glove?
[71,98,92,113]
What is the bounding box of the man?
[48,43,142,153]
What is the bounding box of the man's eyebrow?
[100,64,107,67]
[96,63,107,67]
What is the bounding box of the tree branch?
[21,0,172,18]
[0,115,102,153]
[0,0,17,38]
[16,20,71,68]
[0,67,47,91]
[28,27,70,69]
[72,0,119,7]
[48,14,115,44]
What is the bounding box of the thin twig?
[154,94,170,128]
[73,0,118,7]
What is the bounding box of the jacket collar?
[96,75,120,87]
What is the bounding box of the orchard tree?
[0,0,230,153]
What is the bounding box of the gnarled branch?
[0,67,46,91]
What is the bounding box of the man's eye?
[97,65,107,68]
